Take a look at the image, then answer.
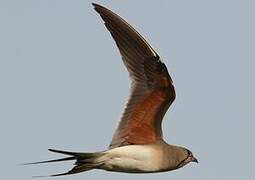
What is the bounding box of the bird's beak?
[191,157,198,163]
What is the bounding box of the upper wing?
[93,3,176,149]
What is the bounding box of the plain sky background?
[1,0,254,179]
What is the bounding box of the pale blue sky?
[1,0,254,179]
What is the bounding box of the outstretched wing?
[93,3,176,149]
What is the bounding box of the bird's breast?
[100,145,165,173]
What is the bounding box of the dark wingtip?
[92,2,101,10]
[92,2,102,8]
[91,2,98,7]
[92,2,108,13]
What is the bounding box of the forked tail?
[24,148,104,177]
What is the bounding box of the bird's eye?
[186,149,191,156]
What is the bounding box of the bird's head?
[176,147,198,169]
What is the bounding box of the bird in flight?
[27,3,198,176]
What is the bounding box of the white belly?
[99,145,163,173]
